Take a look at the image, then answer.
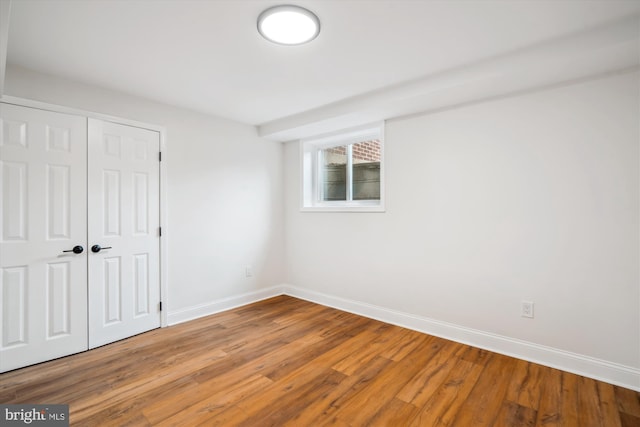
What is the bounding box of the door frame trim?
[1,95,170,327]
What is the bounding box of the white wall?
[5,64,285,318]
[284,70,639,370]
[6,63,638,387]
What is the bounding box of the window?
[301,123,384,212]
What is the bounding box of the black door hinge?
[159,226,162,237]
[159,301,162,311]
[159,152,162,162]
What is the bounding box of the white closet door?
[88,118,160,348]
[0,103,88,372]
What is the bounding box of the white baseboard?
[167,285,285,325]
[165,283,639,391]
[281,284,640,392]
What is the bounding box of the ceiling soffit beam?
[0,0,12,96]
[258,14,640,142]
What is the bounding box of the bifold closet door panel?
[87,118,161,349]
[0,103,88,372]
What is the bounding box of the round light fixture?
[257,5,320,45]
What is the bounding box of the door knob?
[91,245,112,253]
[63,245,84,254]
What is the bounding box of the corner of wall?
[166,285,286,326]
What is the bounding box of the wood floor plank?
[258,370,348,426]
[595,381,623,427]
[332,358,421,426]
[233,367,347,426]
[577,376,606,427]
[456,344,493,366]
[141,322,358,424]
[153,374,273,426]
[449,353,517,426]
[560,372,580,426]
[396,338,461,406]
[72,349,229,421]
[142,365,269,424]
[378,328,431,361]
[506,359,545,411]
[493,400,538,427]
[615,386,640,418]
[260,321,374,382]
[331,338,455,426]
[620,412,640,427]
[331,324,405,375]
[534,367,563,427]
[366,397,419,426]
[407,357,484,427]
[191,404,248,427]
[0,295,637,427]
[77,376,198,427]
[281,356,393,426]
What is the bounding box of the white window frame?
[301,122,385,212]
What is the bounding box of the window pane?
[352,139,381,200]
[322,146,347,201]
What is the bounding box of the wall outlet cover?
[521,301,534,318]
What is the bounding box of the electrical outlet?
[245,266,253,277]
[521,301,534,318]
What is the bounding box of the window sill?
[300,203,385,213]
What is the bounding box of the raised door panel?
[133,253,150,317]
[47,262,71,338]
[103,170,121,236]
[1,266,27,348]
[1,161,27,241]
[47,165,71,240]
[0,103,88,372]
[103,256,122,324]
[133,173,149,235]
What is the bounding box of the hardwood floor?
[1,295,638,426]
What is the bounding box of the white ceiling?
[5,0,640,135]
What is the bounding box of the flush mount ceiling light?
[257,5,320,45]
